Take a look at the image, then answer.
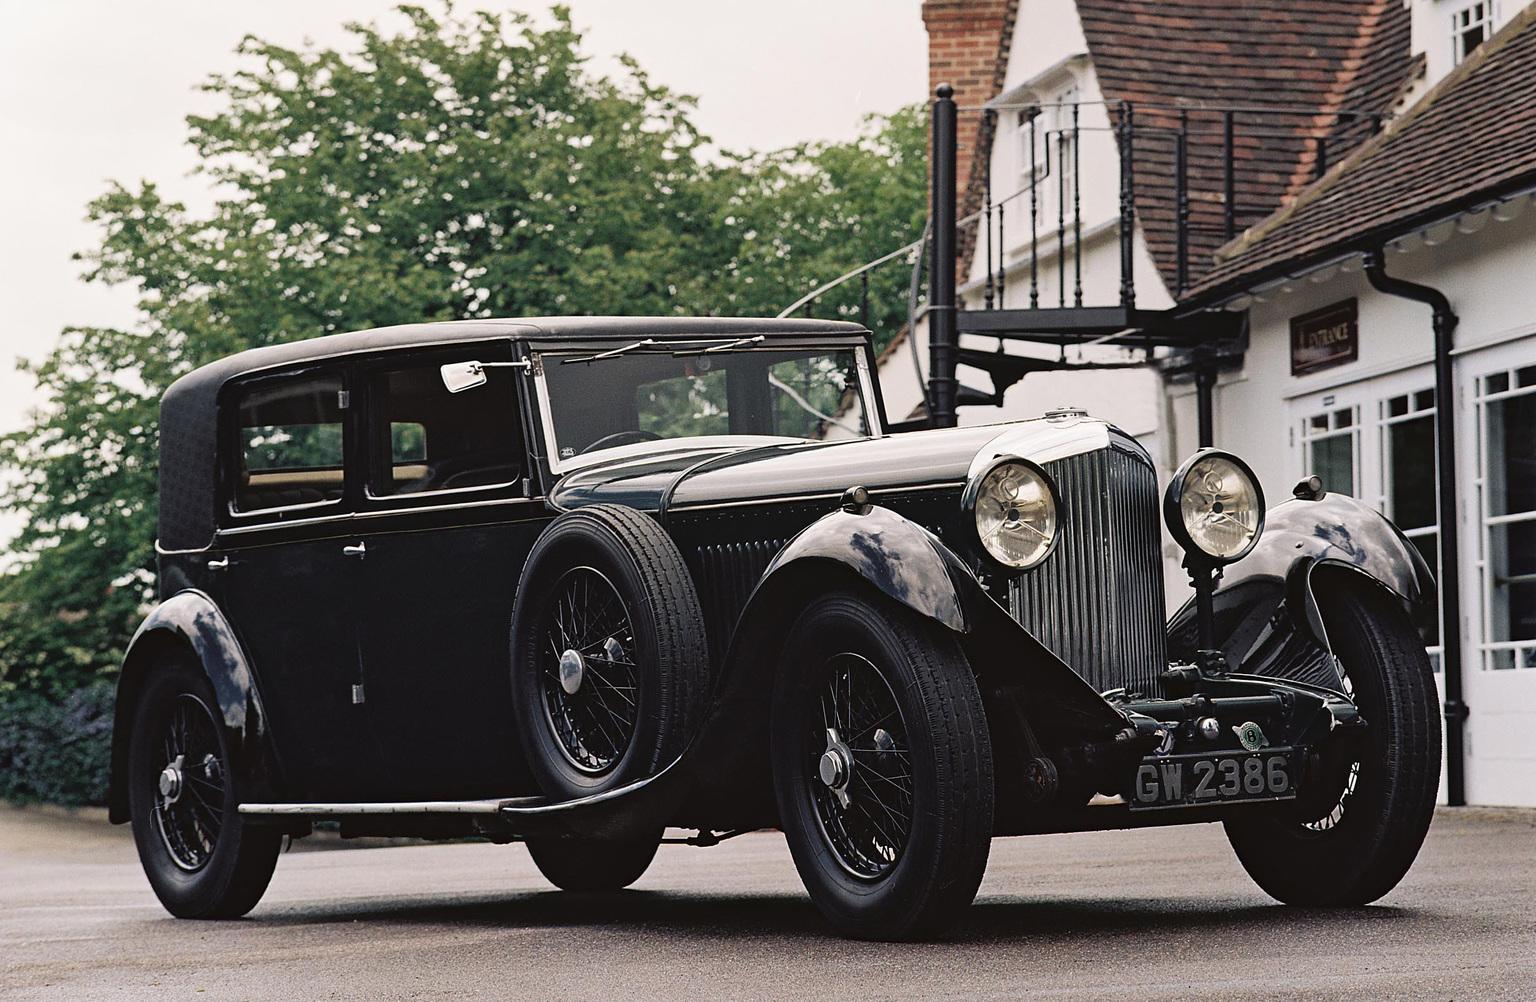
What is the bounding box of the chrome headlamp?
[1164,450,1265,564]
[963,458,1060,569]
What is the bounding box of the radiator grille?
[1009,446,1167,697]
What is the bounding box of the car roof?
[167,315,866,402]
[154,316,868,551]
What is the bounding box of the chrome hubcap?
[558,649,585,695]
[158,758,184,803]
[818,729,853,808]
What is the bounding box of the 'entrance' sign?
[1290,299,1358,376]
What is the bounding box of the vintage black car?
[110,317,1440,940]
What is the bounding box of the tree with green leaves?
[0,3,924,802]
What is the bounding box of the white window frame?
[1451,1,1496,66]
[1474,362,1536,672]
[1297,402,1361,496]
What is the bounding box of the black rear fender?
[108,590,281,823]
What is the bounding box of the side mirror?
[440,361,488,394]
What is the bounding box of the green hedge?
[0,681,114,806]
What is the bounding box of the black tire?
[127,657,282,919]
[1225,580,1441,905]
[526,833,662,891]
[511,504,709,802]
[771,589,994,941]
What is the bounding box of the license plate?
[1128,748,1298,810]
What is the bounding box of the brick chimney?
[923,0,1019,276]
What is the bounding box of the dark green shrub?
[0,680,115,806]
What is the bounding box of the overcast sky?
[0,0,927,444]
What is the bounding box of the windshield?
[538,343,871,464]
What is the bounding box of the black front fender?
[1168,493,1437,686]
[108,590,282,823]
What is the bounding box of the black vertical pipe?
[1194,359,1215,449]
[1364,249,1467,806]
[1057,130,1066,307]
[983,110,995,311]
[997,200,1006,308]
[1223,110,1236,241]
[1029,114,1039,308]
[929,84,959,429]
[1176,109,1190,297]
[1072,102,1082,307]
[1117,102,1136,310]
[859,271,869,331]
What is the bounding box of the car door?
[214,364,387,801]
[351,343,551,801]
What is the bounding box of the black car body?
[111,317,1441,938]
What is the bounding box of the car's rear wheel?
[511,505,709,803]
[771,590,993,941]
[525,832,662,891]
[1225,580,1440,905]
[127,658,282,918]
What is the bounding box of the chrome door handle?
[342,542,367,559]
[207,556,230,572]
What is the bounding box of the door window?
[369,359,524,497]
[1299,405,1359,495]
[1381,389,1440,651]
[233,373,347,514]
[1478,364,1536,671]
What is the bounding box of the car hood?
[548,414,1123,512]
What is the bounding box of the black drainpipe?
[928,84,959,429]
[1363,248,1468,807]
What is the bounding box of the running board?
[236,756,688,839]
[239,798,542,817]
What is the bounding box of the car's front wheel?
[771,589,994,941]
[127,657,282,918]
[1225,580,1441,905]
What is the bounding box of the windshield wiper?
[561,335,771,365]
[561,339,662,364]
[670,335,766,357]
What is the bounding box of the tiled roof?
[1192,5,1536,298]
[1075,0,1416,293]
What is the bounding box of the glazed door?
[1289,367,1449,801]
[215,366,385,802]
[1463,344,1536,806]
[351,348,548,801]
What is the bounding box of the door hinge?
[337,390,352,410]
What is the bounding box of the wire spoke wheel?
[807,652,914,879]
[539,566,641,774]
[150,693,226,872]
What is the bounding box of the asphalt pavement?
[3,804,1534,1000]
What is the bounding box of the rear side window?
[369,361,523,496]
[234,374,346,513]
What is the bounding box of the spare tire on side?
[510,504,709,802]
